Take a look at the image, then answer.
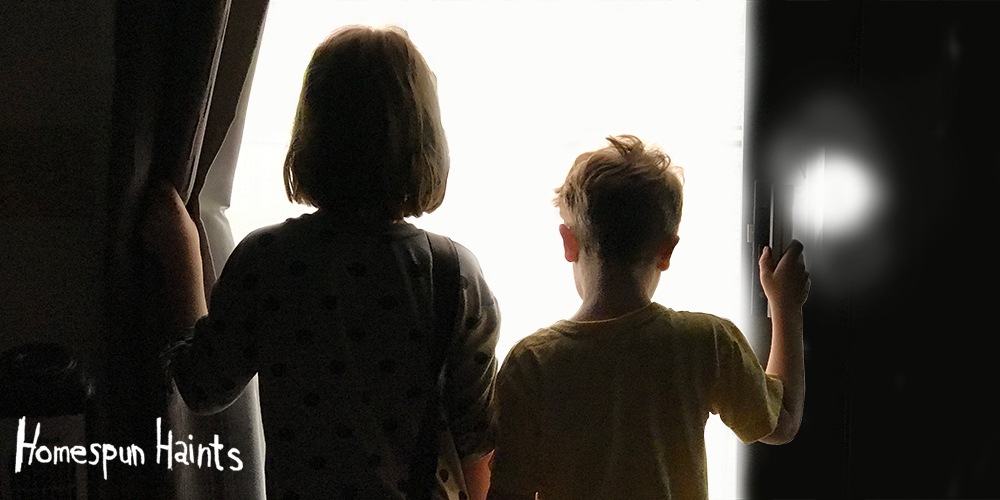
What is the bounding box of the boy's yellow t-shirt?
[490,302,783,500]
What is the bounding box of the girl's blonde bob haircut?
[283,25,448,220]
[555,135,684,267]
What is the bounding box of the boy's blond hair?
[283,25,448,220]
[554,135,684,266]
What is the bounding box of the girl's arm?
[442,243,501,496]
[463,451,493,500]
[144,183,258,415]
[143,182,208,329]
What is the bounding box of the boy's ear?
[559,224,579,263]
[655,235,681,271]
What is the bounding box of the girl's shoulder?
[238,211,422,246]
[427,233,491,281]
[222,213,325,270]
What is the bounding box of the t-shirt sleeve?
[708,317,784,444]
[442,243,501,465]
[165,233,263,415]
[489,338,542,495]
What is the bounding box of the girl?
[145,25,498,500]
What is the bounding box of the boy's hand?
[759,240,810,311]
[142,181,202,271]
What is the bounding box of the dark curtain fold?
[172,1,271,498]
[104,0,269,498]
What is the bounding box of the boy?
[487,135,809,500]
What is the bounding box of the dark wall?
[741,1,999,498]
[2,0,241,496]
[0,0,114,376]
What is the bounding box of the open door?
[220,2,749,497]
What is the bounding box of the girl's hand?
[142,182,202,271]
[759,240,811,311]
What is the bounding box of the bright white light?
[792,148,883,246]
[822,151,880,238]
[229,2,746,498]
[793,150,826,245]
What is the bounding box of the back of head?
[283,25,449,220]
[554,135,684,267]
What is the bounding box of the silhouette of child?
[487,135,809,500]
[145,25,499,500]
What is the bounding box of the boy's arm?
[759,304,804,444]
[757,241,809,445]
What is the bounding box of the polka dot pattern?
[334,424,354,439]
[347,327,366,341]
[321,294,339,310]
[263,295,280,312]
[210,319,227,335]
[258,233,276,247]
[382,418,398,434]
[346,262,367,277]
[409,329,426,343]
[287,260,307,276]
[328,359,346,376]
[166,217,499,499]
[306,455,326,470]
[405,386,423,400]
[302,392,320,407]
[241,273,258,290]
[341,485,358,500]
[378,359,397,374]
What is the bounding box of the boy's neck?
[571,266,659,322]
[572,296,652,322]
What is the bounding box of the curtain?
[104,0,269,498]
[174,6,269,498]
